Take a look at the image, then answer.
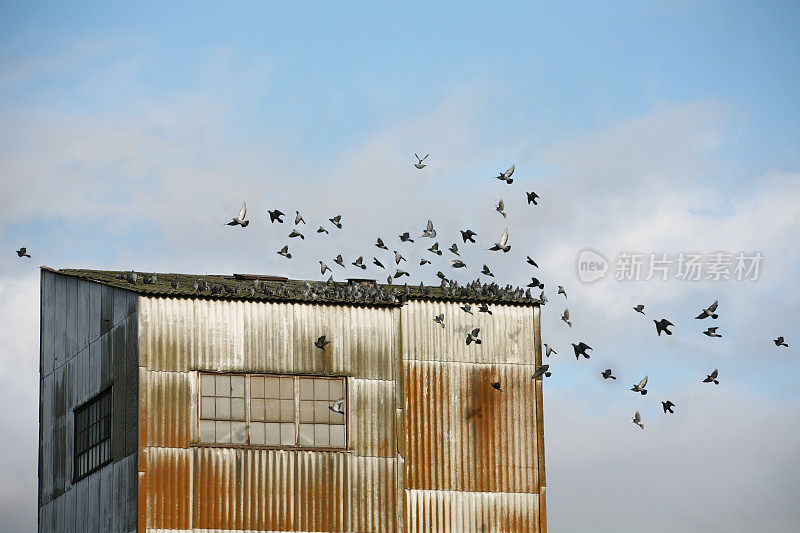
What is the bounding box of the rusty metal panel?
[350,378,396,458]
[349,456,400,533]
[401,300,536,365]
[141,448,193,531]
[406,489,540,533]
[139,370,195,449]
[403,360,539,494]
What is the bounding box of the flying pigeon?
[495,165,515,184]
[494,198,507,218]
[317,226,329,234]
[294,211,306,225]
[420,258,431,266]
[561,308,572,327]
[558,286,567,298]
[572,342,592,359]
[277,245,292,259]
[376,237,388,250]
[466,328,482,345]
[394,251,406,264]
[268,209,285,223]
[695,300,719,320]
[352,256,366,269]
[526,191,539,205]
[329,215,342,229]
[420,220,436,238]
[703,327,722,338]
[654,318,674,336]
[461,229,477,243]
[399,232,414,243]
[633,304,645,315]
[526,256,539,268]
[631,375,648,395]
[631,411,644,430]
[320,261,331,275]
[452,259,466,268]
[489,227,511,252]
[314,335,331,350]
[601,369,616,380]
[703,369,719,385]
[334,255,345,268]
[16,247,31,258]
[226,202,249,227]
[436,271,447,281]
[288,229,304,240]
[527,277,544,289]
[481,265,494,277]
[329,398,345,414]
[532,364,551,379]
[372,257,385,269]
[544,344,557,357]
[475,304,491,316]
[428,242,442,255]
[774,337,789,347]
[414,153,429,169]
[539,290,548,304]
[394,269,410,279]
[460,304,473,315]
[662,401,675,414]
[433,314,445,328]
[491,381,503,391]
[448,243,460,256]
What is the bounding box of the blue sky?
[1,2,799,531]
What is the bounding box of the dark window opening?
[73,388,112,482]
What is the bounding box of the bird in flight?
[294,211,306,225]
[654,318,674,336]
[452,259,467,268]
[319,261,331,275]
[414,154,429,169]
[329,215,343,229]
[372,257,385,269]
[16,247,31,258]
[481,265,494,277]
[526,256,539,268]
[774,336,789,347]
[277,245,292,259]
[703,369,719,385]
[461,229,477,243]
[448,243,460,256]
[420,258,431,266]
[394,251,406,264]
[333,255,345,268]
[601,369,616,380]
[544,344,557,357]
[527,191,540,205]
[662,401,675,414]
[495,164,515,184]
[631,375,648,395]
[460,304,473,315]
[226,202,249,227]
[527,277,544,289]
[399,232,414,243]
[375,237,388,250]
[314,335,331,350]
[633,304,645,315]
[317,226,329,234]
[433,314,445,329]
[428,242,442,255]
[494,198,507,218]
[489,227,511,253]
[329,398,345,415]
[532,364,551,379]
[268,209,285,223]
[352,257,366,269]
[572,342,592,359]
[466,328,482,345]
[491,381,503,392]
[420,220,436,238]
[631,411,644,430]
[558,286,567,298]
[703,327,722,338]
[478,304,492,315]
[288,229,304,240]
[561,308,572,328]
[695,300,719,320]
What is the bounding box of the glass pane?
[231,398,245,420]
[314,424,330,447]
[298,424,314,446]
[250,422,265,445]
[299,400,314,423]
[264,377,280,398]
[264,423,281,445]
[280,423,296,446]
[330,408,345,425]
[314,379,329,400]
[265,399,280,421]
[215,398,231,420]
[251,376,264,398]
[315,401,330,423]
[330,425,345,448]
[299,379,314,400]
[201,374,216,396]
[199,420,216,442]
[251,399,265,422]
[230,375,245,397]
[231,422,247,444]
[280,399,294,422]
[215,375,231,396]
[279,377,294,399]
[215,421,231,443]
[330,379,343,400]
[201,397,216,419]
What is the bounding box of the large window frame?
[196,372,349,451]
[72,387,113,483]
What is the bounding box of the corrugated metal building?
[38,268,546,532]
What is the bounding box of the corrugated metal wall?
[137,297,405,532]
[38,271,139,532]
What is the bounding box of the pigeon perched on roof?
[288,229,304,239]
[171,277,179,290]
[561,308,572,327]
[268,209,285,223]
[375,237,388,250]
[654,318,674,336]
[461,229,477,243]
[572,342,592,359]
[226,202,249,227]
[631,376,648,395]
[633,304,645,315]
[16,247,31,258]
[433,314,445,328]
[414,153,429,169]
[774,336,789,347]
[317,226,329,234]
[489,227,511,253]
[695,300,719,320]
[399,232,414,243]
[452,259,467,268]
[631,411,644,430]
[481,265,494,277]
[460,304,473,315]
[544,344,557,357]
[703,327,722,338]
[420,258,431,266]
[527,277,544,289]
[352,256,366,269]
[329,215,342,229]
[601,369,616,380]
[277,246,292,259]
[526,256,538,268]
[448,243,460,256]
[428,242,442,255]
[662,401,675,414]
[703,369,719,385]
[494,198,507,218]
[526,191,539,205]
[420,220,436,238]
[478,304,492,315]
[394,251,406,264]
[491,381,502,391]
[320,262,331,275]
[558,286,567,298]
[495,165,515,184]
[372,257,385,269]
[294,211,306,225]
[334,255,345,268]
[532,364,551,379]
[329,398,345,414]
[466,328,482,345]
[314,335,331,350]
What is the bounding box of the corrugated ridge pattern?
[351,379,396,457]
[406,489,540,533]
[139,370,195,449]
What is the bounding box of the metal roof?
[44,267,541,307]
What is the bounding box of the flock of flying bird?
[14,155,792,428]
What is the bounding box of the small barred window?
[73,388,112,482]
